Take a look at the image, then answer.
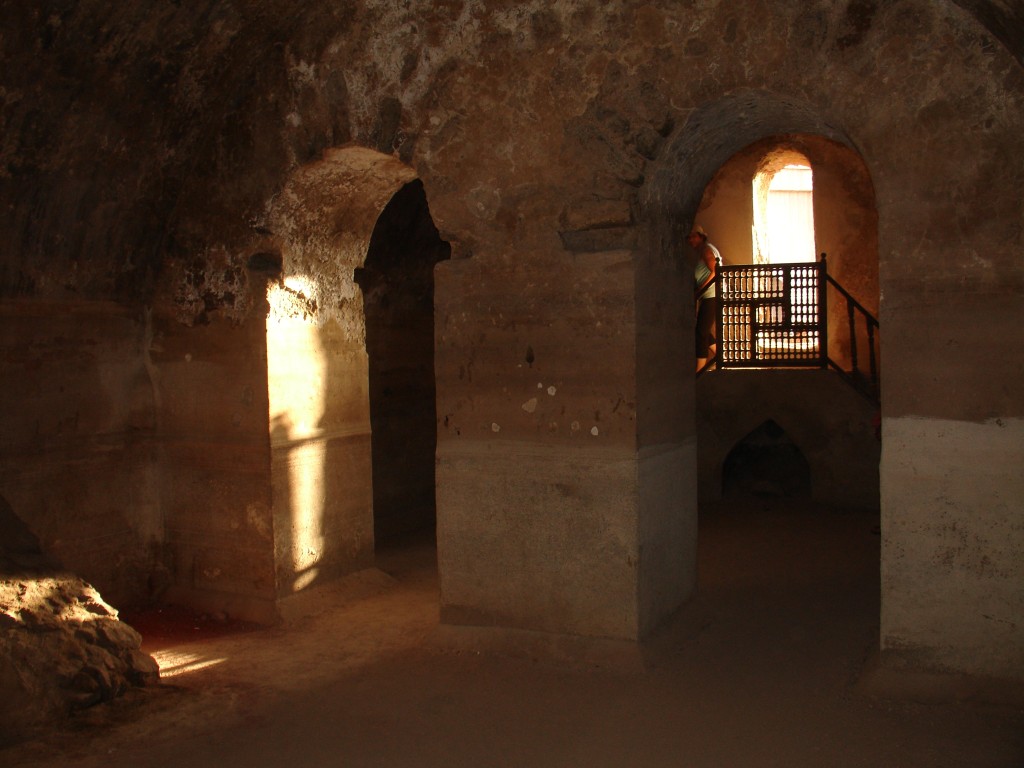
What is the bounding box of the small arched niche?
[721,419,811,499]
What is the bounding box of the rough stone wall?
[0,0,1021,671]
[2,2,1019,292]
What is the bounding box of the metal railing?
[823,257,879,400]
[698,254,879,401]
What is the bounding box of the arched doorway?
[692,133,880,375]
[640,90,881,618]
[722,419,811,499]
[265,147,448,598]
[357,180,451,544]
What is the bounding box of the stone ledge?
[855,651,1024,707]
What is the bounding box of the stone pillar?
[155,307,278,624]
[435,249,694,643]
[880,293,1024,681]
[633,240,698,639]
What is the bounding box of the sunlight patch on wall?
[267,274,328,590]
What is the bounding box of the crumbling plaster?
[0,0,1022,676]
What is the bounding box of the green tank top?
[695,259,715,298]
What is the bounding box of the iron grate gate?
[717,263,826,368]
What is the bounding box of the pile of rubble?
[0,501,160,746]
[0,575,160,745]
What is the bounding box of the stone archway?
[264,147,446,598]
[639,89,881,594]
[693,133,880,374]
[722,419,812,499]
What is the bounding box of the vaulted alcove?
[722,419,812,499]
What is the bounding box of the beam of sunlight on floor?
[153,649,227,678]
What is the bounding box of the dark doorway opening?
[721,419,811,499]
[357,180,451,545]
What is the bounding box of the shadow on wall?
[0,494,61,573]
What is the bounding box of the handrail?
[825,272,877,323]
[822,254,879,401]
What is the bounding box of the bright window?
[753,160,816,264]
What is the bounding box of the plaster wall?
[267,316,374,596]
[880,293,1024,679]
[438,441,641,638]
[692,161,755,268]
[436,251,651,639]
[152,308,278,622]
[636,442,697,637]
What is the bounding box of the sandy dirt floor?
[5,496,1023,767]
